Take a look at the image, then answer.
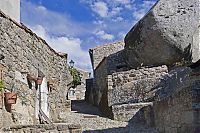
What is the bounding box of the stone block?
[112,102,153,123]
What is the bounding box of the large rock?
[125,0,199,68]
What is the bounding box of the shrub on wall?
[69,67,81,88]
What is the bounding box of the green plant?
[0,80,5,92]
[69,67,81,88]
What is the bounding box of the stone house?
[87,41,125,107]
[0,1,74,131]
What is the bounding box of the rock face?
[125,0,199,68]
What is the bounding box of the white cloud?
[133,9,146,20]
[91,2,109,17]
[36,5,47,12]
[113,0,131,4]
[21,0,92,37]
[133,0,156,20]
[93,20,104,25]
[95,30,114,40]
[31,25,91,72]
[109,7,123,17]
[143,0,156,8]
[112,16,124,22]
[125,4,133,10]
[21,0,157,72]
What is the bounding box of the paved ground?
[64,100,158,133]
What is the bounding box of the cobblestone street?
[64,100,158,133]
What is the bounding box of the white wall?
[0,0,20,23]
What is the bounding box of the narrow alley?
[64,100,158,133]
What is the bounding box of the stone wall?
[89,41,124,70]
[152,67,200,133]
[95,58,108,107]
[154,86,194,133]
[107,49,127,74]
[92,60,168,118]
[0,11,72,126]
[112,102,153,122]
[87,41,126,114]
[85,78,93,103]
[108,65,168,106]
[110,67,200,132]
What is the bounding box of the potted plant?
[48,79,54,86]
[47,79,54,91]
[27,74,37,82]
[4,82,17,104]
[36,77,43,85]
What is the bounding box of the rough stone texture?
[95,58,108,107]
[154,86,194,133]
[2,124,82,133]
[155,67,192,100]
[0,11,72,125]
[88,41,127,112]
[151,67,200,133]
[89,41,124,70]
[93,60,168,117]
[107,49,128,74]
[112,102,153,122]
[0,0,20,23]
[125,0,200,68]
[110,67,200,132]
[0,109,14,129]
[108,65,168,106]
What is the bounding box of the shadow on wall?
[71,100,104,117]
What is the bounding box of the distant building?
[0,0,20,22]
[68,68,90,100]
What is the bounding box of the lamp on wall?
[69,60,75,68]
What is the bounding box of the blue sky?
[20,0,157,72]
